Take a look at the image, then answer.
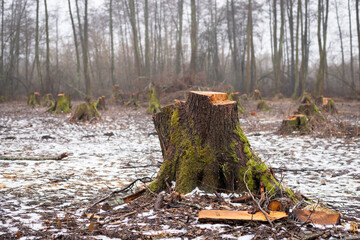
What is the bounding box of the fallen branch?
[0,153,67,161]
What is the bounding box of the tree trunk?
[190,0,197,76]
[44,0,51,93]
[110,0,115,86]
[348,0,355,88]
[356,0,360,85]
[35,0,43,93]
[150,91,293,196]
[175,0,184,76]
[68,0,81,89]
[128,0,142,78]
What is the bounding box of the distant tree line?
[0,0,359,99]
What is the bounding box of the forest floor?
[0,96,359,239]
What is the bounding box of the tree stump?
[321,97,337,114]
[70,102,100,122]
[42,93,55,108]
[51,94,72,114]
[112,84,123,104]
[228,92,245,114]
[300,92,313,104]
[257,100,270,111]
[150,91,294,197]
[252,89,262,100]
[280,114,309,133]
[96,96,106,111]
[28,92,41,106]
[147,87,161,114]
[0,96,7,103]
[126,93,141,108]
[297,103,325,121]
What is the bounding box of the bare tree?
[190,0,197,76]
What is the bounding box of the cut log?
[150,91,295,198]
[96,96,106,111]
[257,100,270,111]
[42,93,55,108]
[280,114,310,133]
[293,209,340,225]
[252,89,262,100]
[228,92,245,114]
[198,209,288,223]
[70,102,100,122]
[147,87,161,114]
[28,92,41,106]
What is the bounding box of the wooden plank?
[198,210,288,222]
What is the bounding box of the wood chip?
[293,209,340,225]
[198,210,288,222]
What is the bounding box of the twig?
[243,166,274,228]
[302,231,324,240]
[86,177,152,212]
[0,152,68,161]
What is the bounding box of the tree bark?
[128,0,142,78]
[35,0,43,93]
[44,0,51,94]
[175,0,184,76]
[348,0,355,88]
[356,0,360,85]
[68,0,81,89]
[150,91,293,196]
[110,0,115,86]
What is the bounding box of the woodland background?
[0,0,360,99]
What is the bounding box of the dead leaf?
[350,222,358,233]
[57,220,62,228]
[17,231,21,238]
[0,184,6,190]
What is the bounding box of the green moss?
[42,94,55,108]
[126,95,141,108]
[147,87,161,114]
[28,92,40,106]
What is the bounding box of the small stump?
[147,87,161,114]
[257,100,269,111]
[70,102,100,122]
[240,94,248,101]
[28,92,41,106]
[228,92,245,114]
[280,114,309,133]
[96,96,106,111]
[252,89,262,100]
[297,103,325,121]
[49,94,72,114]
[321,97,337,114]
[112,84,123,104]
[126,93,141,108]
[300,92,313,104]
[42,93,55,108]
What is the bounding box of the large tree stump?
[320,97,337,114]
[297,103,325,121]
[126,93,141,108]
[28,92,41,106]
[70,101,100,122]
[252,89,262,100]
[150,91,294,196]
[280,114,310,133]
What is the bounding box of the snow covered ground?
[0,101,359,238]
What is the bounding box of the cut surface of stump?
[150,91,294,197]
[28,92,41,106]
[321,97,337,114]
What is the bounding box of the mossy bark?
[52,94,72,114]
[42,93,55,108]
[126,93,141,108]
[257,100,270,111]
[70,102,100,122]
[228,92,245,114]
[96,96,106,111]
[28,92,41,106]
[147,87,161,114]
[150,91,294,197]
[300,92,313,104]
[252,89,262,100]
